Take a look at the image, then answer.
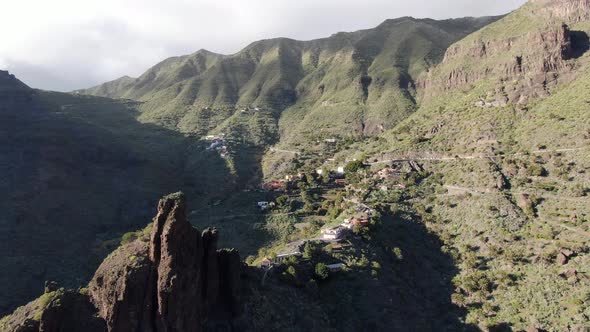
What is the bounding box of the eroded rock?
[3,192,242,332]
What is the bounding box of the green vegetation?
[344,160,364,174]
[314,263,329,280]
[3,1,590,330]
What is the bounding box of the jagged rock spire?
[89,192,241,332]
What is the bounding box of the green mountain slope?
[339,0,590,329]
[5,1,590,330]
[79,16,501,142]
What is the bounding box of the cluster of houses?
[259,246,345,272]
[262,179,287,192]
[316,166,345,177]
[205,134,230,158]
[257,201,277,211]
[320,217,370,241]
[239,106,262,114]
[260,166,347,193]
[375,166,406,191]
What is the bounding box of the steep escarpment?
[531,0,590,22]
[419,0,590,106]
[1,192,242,332]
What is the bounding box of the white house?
[321,227,345,240]
[326,263,345,272]
[337,166,345,174]
[316,169,324,175]
[341,219,353,230]
[257,201,269,210]
[275,251,302,263]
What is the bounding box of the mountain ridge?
[78,15,503,141]
[3,0,590,330]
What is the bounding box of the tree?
[315,263,329,280]
[276,195,289,207]
[297,181,309,191]
[344,160,365,174]
[287,265,297,277]
[526,164,547,177]
[334,192,344,207]
[303,242,315,259]
[306,174,319,188]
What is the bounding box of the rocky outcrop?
[420,24,582,105]
[418,0,590,105]
[556,248,575,265]
[0,289,106,332]
[531,0,590,23]
[2,192,242,332]
[90,192,241,332]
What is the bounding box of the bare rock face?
[556,252,569,265]
[418,0,590,105]
[89,192,241,332]
[37,291,107,332]
[531,0,590,23]
[0,289,106,332]
[2,192,242,332]
[420,24,580,104]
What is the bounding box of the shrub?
[276,195,289,207]
[315,263,329,280]
[121,232,138,245]
[344,160,365,174]
[303,242,316,259]
[245,255,256,265]
[287,266,297,277]
[459,271,493,295]
[526,164,547,177]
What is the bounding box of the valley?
[2,0,590,331]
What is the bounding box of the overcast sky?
[0,0,527,91]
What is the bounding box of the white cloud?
[0,0,527,91]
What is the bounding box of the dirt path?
[369,146,589,166]
[193,211,297,221]
[269,147,300,155]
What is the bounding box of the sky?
[0,0,527,91]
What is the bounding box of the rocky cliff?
[531,0,590,22]
[1,193,242,332]
[418,0,590,105]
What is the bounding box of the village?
[204,133,230,158]
[198,125,420,282]
[251,157,418,281]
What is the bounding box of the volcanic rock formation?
[1,192,242,332]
